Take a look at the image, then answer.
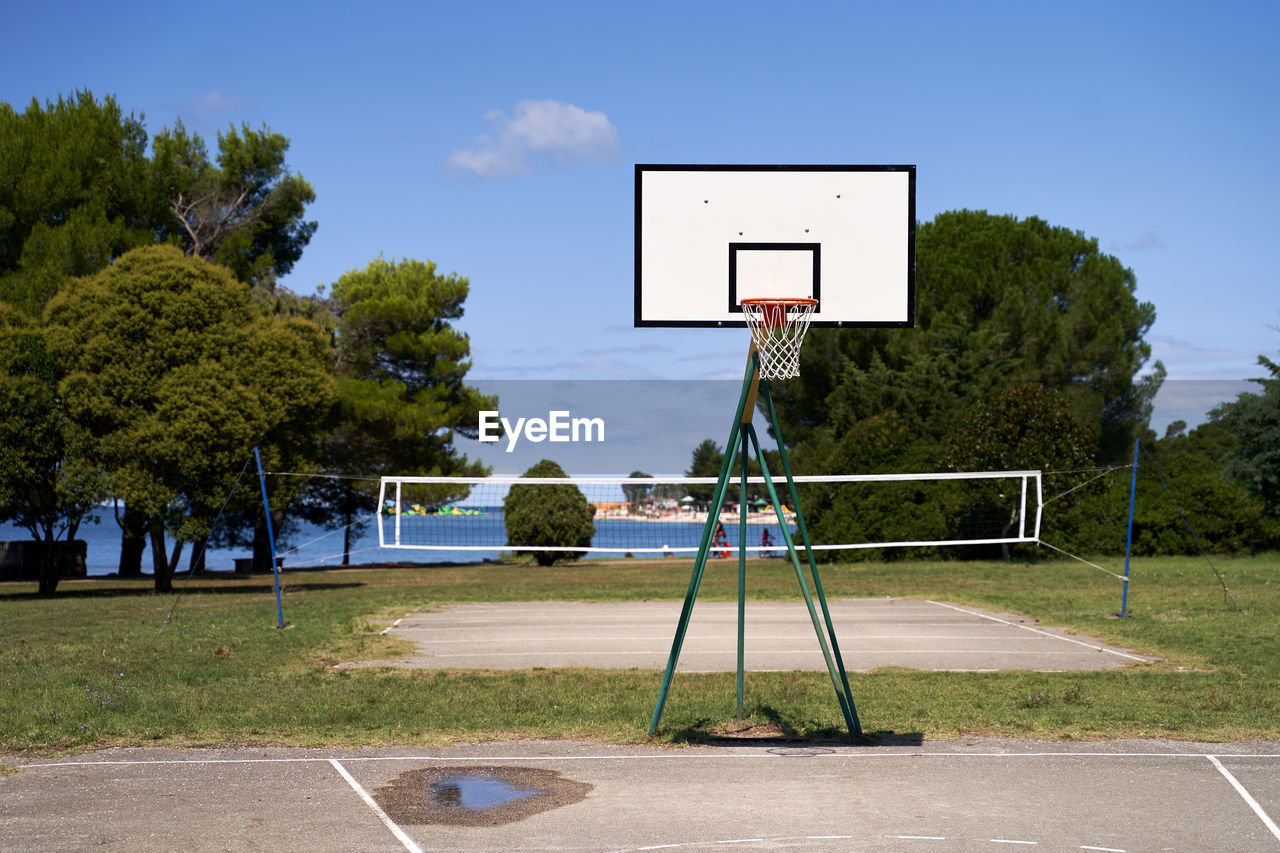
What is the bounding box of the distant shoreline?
[593,510,794,524]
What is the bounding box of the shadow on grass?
[665,704,924,748]
[0,581,366,601]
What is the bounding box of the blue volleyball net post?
[253,447,287,629]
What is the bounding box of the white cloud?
[1151,337,1257,363]
[179,91,245,113]
[1127,232,1161,251]
[447,99,620,178]
[1107,232,1161,254]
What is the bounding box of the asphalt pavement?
[5,740,1279,851]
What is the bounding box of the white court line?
[424,649,1106,658]
[1080,846,1127,852]
[399,633,1087,642]
[1207,755,1280,842]
[21,750,1280,769]
[925,600,1148,661]
[380,618,403,635]
[328,758,422,853]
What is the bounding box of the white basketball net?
[741,298,817,380]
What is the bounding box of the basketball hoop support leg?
[648,360,755,736]
[761,381,860,733]
[648,351,861,738]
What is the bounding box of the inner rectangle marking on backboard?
[727,243,821,313]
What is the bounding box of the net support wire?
[1139,444,1242,613]
[1037,539,1129,582]
[160,453,257,633]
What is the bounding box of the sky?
[5,0,1278,435]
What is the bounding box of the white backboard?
[634,164,915,328]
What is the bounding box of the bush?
[503,460,596,566]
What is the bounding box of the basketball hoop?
[740,298,817,380]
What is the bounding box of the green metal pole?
[649,353,758,735]
[744,421,857,736]
[760,382,860,733]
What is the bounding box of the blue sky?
[5,1,1278,428]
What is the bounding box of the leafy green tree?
[45,245,334,591]
[0,91,316,315]
[0,305,105,594]
[503,459,595,566]
[622,470,653,513]
[766,211,1162,557]
[682,435,782,506]
[1212,352,1280,519]
[151,120,316,287]
[1062,420,1280,556]
[0,91,158,314]
[946,383,1097,558]
[1139,420,1280,554]
[1,90,321,575]
[301,257,494,563]
[945,384,1097,472]
[772,210,1162,468]
[684,439,724,502]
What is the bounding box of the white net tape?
[377,471,1044,555]
[741,298,817,380]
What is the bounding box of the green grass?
[1,553,1277,754]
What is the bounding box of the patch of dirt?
[705,721,789,739]
[372,765,592,826]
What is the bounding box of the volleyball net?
[377,471,1043,556]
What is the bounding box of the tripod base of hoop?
[740,298,817,380]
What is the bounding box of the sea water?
[0,511,792,578]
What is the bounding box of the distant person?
[713,521,729,558]
[760,528,773,558]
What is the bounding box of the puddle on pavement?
[429,775,536,809]
[373,765,592,826]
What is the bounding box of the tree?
[944,384,1097,473]
[766,212,1161,559]
[503,459,595,566]
[621,470,653,513]
[1136,420,1280,554]
[684,440,723,502]
[944,383,1097,558]
[772,210,1162,468]
[1212,352,1280,519]
[45,245,334,591]
[151,120,316,287]
[0,91,159,314]
[300,257,494,564]
[0,91,317,314]
[0,305,105,594]
[683,437,777,505]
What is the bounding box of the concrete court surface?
[348,598,1155,672]
[4,740,1280,851]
